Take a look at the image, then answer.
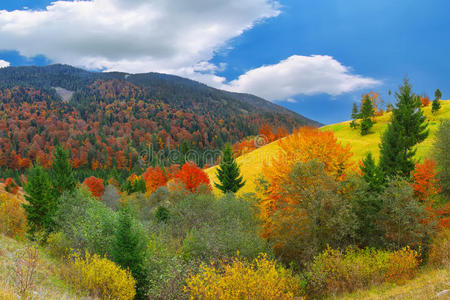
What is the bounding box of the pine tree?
[23,164,55,237]
[360,152,385,192]
[112,207,148,299]
[51,146,76,199]
[432,88,442,114]
[379,79,429,177]
[214,144,245,193]
[360,95,375,135]
[349,102,359,129]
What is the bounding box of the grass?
[0,234,78,299]
[334,266,450,300]
[206,100,450,196]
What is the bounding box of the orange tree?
[83,176,105,199]
[260,127,353,233]
[175,162,211,193]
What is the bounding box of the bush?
[307,246,420,298]
[376,177,434,250]
[53,187,118,256]
[146,234,194,299]
[185,254,303,299]
[66,251,136,300]
[0,193,27,238]
[165,193,269,262]
[428,228,450,267]
[46,231,71,258]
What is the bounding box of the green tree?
[360,95,375,135]
[349,102,359,129]
[112,207,148,299]
[51,146,76,199]
[432,89,442,114]
[214,144,245,193]
[23,164,55,237]
[379,79,428,177]
[360,152,385,192]
[433,120,450,196]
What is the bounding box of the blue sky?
[0,0,449,124]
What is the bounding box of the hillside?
[0,64,318,177]
[206,100,450,195]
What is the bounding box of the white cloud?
[0,59,9,68]
[221,55,381,101]
[0,0,280,74]
[0,2,381,101]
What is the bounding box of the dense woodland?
[0,65,315,185]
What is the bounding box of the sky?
[0,0,449,124]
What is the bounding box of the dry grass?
[0,234,80,299]
[335,266,450,300]
[206,100,450,196]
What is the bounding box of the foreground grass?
[335,266,450,300]
[206,100,450,196]
[0,234,78,299]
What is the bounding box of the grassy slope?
[334,266,450,300]
[206,100,450,196]
[0,185,77,299]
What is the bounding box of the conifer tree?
[432,88,442,114]
[349,102,359,129]
[360,152,385,192]
[360,95,375,135]
[23,164,55,237]
[379,79,428,177]
[51,146,76,199]
[214,144,245,193]
[112,207,148,299]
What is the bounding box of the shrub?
[82,176,105,199]
[101,184,121,210]
[4,178,19,194]
[433,120,450,196]
[67,251,136,300]
[377,177,434,249]
[46,231,71,258]
[428,228,450,267]
[185,254,303,299]
[12,245,40,299]
[167,193,269,262]
[307,246,420,298]
[0,193,27,238]
[53,187,118,256]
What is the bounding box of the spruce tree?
[214,144,245,193]
[379,79,429,177]
[349,102,359,129]
[360,95,375,135]
[432,88,442,114]
[360,152,385,192]
[23,164,55,237]
[112,207,148,299]
[51,146,76,199]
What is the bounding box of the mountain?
[206,100,450,195]
[0,64,319,175]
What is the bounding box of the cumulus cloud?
[0,1,380,101]
[0,59,9,68]
[222,55,381,101]
[0,0,280,73]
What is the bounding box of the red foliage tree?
[143,166,168,194]
[83,176,105,199]
[175,162,211,193]
[4,178,19,194]
[412,159,440,204]
[420,96,430,107]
